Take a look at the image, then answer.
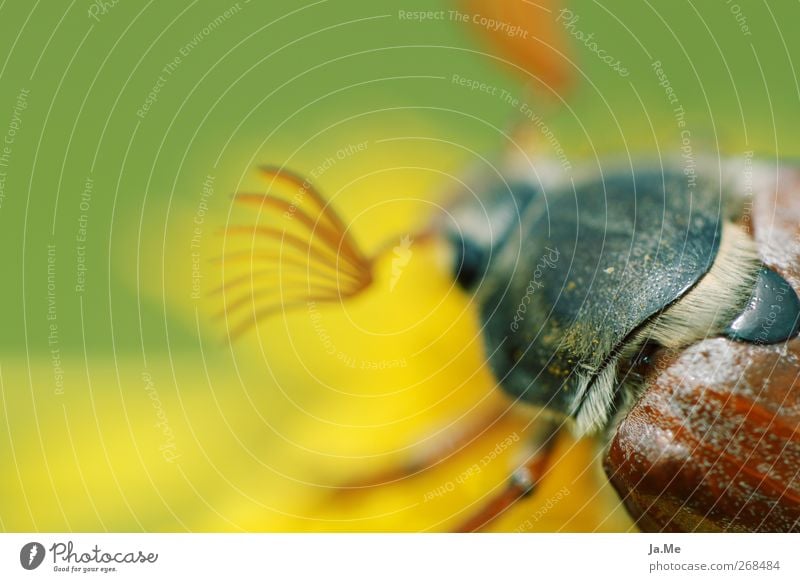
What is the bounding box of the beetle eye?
[627,341,661,375]
[453,237,486,291]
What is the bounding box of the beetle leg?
[454,419,560,532]
[330,406,512,491]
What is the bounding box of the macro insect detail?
[223,0,800,532]
[445,163,800,436]
[224,158,800,533]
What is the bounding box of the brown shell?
[604,164,800,532]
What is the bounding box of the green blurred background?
[1,0,798,531]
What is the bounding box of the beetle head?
[446,165,800,435]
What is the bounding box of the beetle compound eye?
[627,341,660,372]
[725,266,800,344]
[452,236,486,291]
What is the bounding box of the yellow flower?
[1,123,630,532]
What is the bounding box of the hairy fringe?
[572,222,760,435]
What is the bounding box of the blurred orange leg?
[332,407,512,491]
[454,423,560,532]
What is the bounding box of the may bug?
[223,0,800,531]
[442,156,800,532]
[224,165,800,532]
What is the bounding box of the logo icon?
[389,235,414,292]
[20,542,45,570]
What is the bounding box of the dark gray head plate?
[477,169,723,416]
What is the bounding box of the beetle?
[223,165,800,533]
[442,159,799,436]
[221,0,800,532]
[440,156,800,532]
